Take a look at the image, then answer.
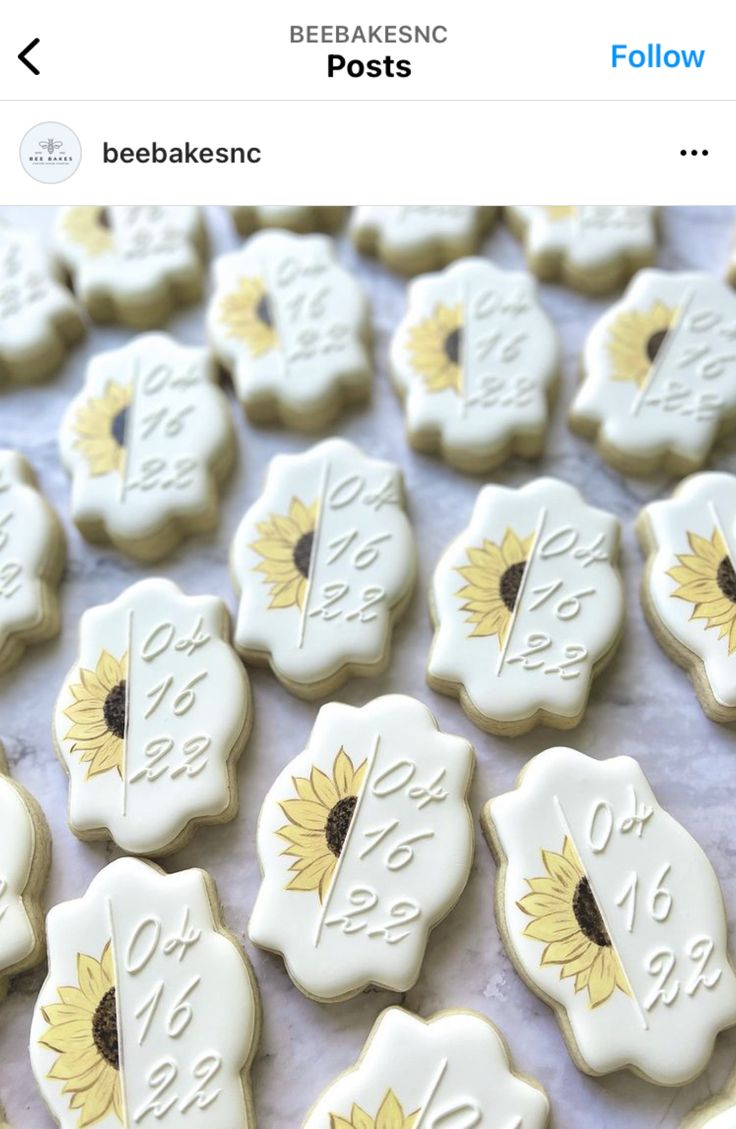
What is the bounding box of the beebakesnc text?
[290,26,448,44]
[102,142,261,164]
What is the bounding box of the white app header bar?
[2,0,724,101]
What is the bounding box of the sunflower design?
[277,747,368,902]
[331,1090,419,1129]
[73,380,133,477]
[518,837,629,1010]
[63,207,115,257]
[219,276,277,358]
[39,943,122,1128]
[455,527,534,645]
[250,497,319,611]
[407,302,462,394]
[668,527,736,653]
[63,651,128,779]
[607,300,678,387]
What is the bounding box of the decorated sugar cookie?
[53,578,251,856]
[682,1071,736,1127]
[207,230,371,429]
[428,477,623,735]
[59,333,234,561]
[0,451,65,676]
[230,206,348,237]
[54,206,206,328]
[0,742,50,999]
[30,857,260,1128]
[390,258,559,472]
[484,746,736,1085]
[249,695,473,1002]
[0,220,84,385]
[506,206,657,295]
[571,271,736,475]
[637,472,736,722]
[302,1006,550,1128]
[230,438,416,698]
[350,206,498,276]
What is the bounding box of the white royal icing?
[54,206,203,320]
[30,857,259,1129]
[302,1007,549,1128]
[230,206,347,235]
[351,206,496,268]
[59,333,233,555]
[0,221,82,384]
[573,270,736,470]
[249,695,474,1001]
[53,578,250,856]
[0,450,62,670]
[699,1112,736,1129]
[428,477,623,730]
[231,438,416,694]
[642,472,736,711]
[390,258,559,467]
[207,230,370,423]
[0,764,41,976]
[508,206,656,277]
[487,746,736,1085]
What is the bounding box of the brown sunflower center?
[646,328,668,363]
[325,795,357,857]
[110,408,128,448]
[103,681,127,739]
[99,208,112,230]
[92,987,119,1069]
[293,531,314,579]
[717,556,736,603]
[256,292,274,328]
[573,876,611,948]
[444,326,462,365]
[499,561,526,613]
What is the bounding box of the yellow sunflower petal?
[310,766,339,809]
[279,798,329,831]
[286,854,334,893]
[333,747,356,795]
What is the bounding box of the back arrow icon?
[18,38,40,75]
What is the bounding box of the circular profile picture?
[19,121,81,184]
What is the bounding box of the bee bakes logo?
[20,121,81,184]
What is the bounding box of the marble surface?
[1,205,736,1128]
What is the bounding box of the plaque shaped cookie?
[484,746,736,1086]
[53,578,251,856]
[637,472,736,722]
[506,206,657,295]
[0,742,50,999]
[249,695,474,1002]
[571,271,736,475]
[208,230,371,429]
[428,478,623,736]
[59,333,234,561]
[30,857,260,1129]
[350,206,498,276]
[682,1071,736,1128]
[0,220,84,385]
[230,206,348,237]
[390,258,559,472]
[0,450,65,676]
[302,1006,550,1128]
[54,206,206,328]
[231,438,416,698]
